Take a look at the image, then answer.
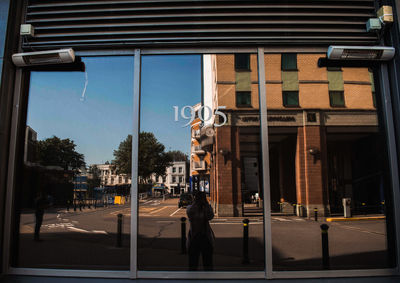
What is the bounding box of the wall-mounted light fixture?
[308,148,320,164]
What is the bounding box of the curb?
[326,216,386,222]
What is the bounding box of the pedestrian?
[34,191,49,241]
[186,191,215,271]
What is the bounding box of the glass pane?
[281,54,297,71]
[266,53,395,271]
[12,56,134,270]
[138,54,264,271]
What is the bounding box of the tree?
[113,133,172,182]
[113,135,132,175]
[167,150,188,162]
[36,136,85,170]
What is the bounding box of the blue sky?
[27,55,201,165]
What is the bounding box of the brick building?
[206,54,379,217]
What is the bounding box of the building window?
[172,167,176,173]
[281,53,297,71]
[179,167,182,173]
[235,54,250,71]
[283,91,299,107]
[236,91,251,107]
[162,176,166,183]
[179,176,183,183]
[172,176,176,183]
[329,91,345,107]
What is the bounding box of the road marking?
[273,217,291,222]
[156,221,175,223]
[170,208,181,216]
[211,222,263,225]
[67,227,89,233]
[151,201,161,206]
[150,206,168,214]
[92,230,108,234]
[335,224,386,236]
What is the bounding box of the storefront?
[1,0,400,281]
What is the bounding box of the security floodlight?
[327,46,395,61]
[12,48,75,67]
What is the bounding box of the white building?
[152,161,187,195]
[94,164,131,187]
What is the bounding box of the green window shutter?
[327,71,344,91]
[282,54,297,70]
[236,72,251,91]
[282,71,299,91]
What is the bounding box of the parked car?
[178,193,193,208]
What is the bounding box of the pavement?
[10,197,393,273]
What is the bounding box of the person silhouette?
[186,191,215,271]
[34,191,49,241]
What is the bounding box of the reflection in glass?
[267,54,395,270]
[138,54,264,271]
[12,56,133,270]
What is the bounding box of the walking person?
[186,191,215,271]
[34,191,49,241]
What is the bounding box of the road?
[15,197,390,271]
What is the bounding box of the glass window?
[329,91,345,107]
[281,53,297,71]
[179,167,183,173]
[172,167,176,173]
[138,54,264,272]
[283,91,299,107]
[267,53,395,271]
[236,91,252,107]
[12,56,133,270]
[235,54,250,71]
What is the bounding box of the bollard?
[88,199,91,209]
[242,218,250,264]
[293,204,296,215]
[117,213,123,247]
[66,200,70,212]
[314,208,318,222]
[94,199,97,209]
[73,199,76,211]
[181,217,187,254]
[320,224,330,269]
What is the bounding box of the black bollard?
[66,200,70,212]
[293,204,296,215]
[73,199,76,211]
[242,218,250,264]
[117,213,123,247]
[320,224,330,269]
[314,208,318,221]
[181,217,187,254]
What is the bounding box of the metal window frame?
[2,47,400,280]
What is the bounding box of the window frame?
[3,48,400,281]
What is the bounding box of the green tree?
[113,133,172,182]
[167,150,188,162]
[36,136,85,170]
[113,135,132,174]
